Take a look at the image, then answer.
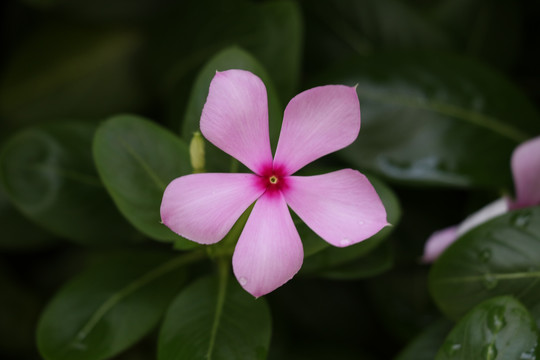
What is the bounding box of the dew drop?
[511,211,532,228]
[444,343,462,356]
[478,249,491,263]
[482,273,498,290]
[340,238,352,246]
[481,344,498,360]
[239,277,248,286]
[358,220,365,225]
[520,348,537,360]
[487,305,506,333]
[479,248,492,263]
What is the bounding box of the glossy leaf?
[396,319,452,360]
[181,46,282,172]
[435,296,540,360]
[0,25,145,127]
[37,251,201,360]
[320,52,540,189]
[93,115,191,242]
[301,174,401,270]
[429,206,540,320]
[158,274,271,360]
[0,122,135,245]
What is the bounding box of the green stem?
[206,258,230,360]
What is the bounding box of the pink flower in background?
[422,135,540,263]
[161,69,388,297]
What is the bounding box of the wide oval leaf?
[158,274,271,360]
[93,115,191,242]
[37,251,201,360]
[180,46,282,172]
[435,296,540,360]
[319,52,540,189]
[0,122,135,245]
[429,206,540,320]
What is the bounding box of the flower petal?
[200,70,273,174]
[160,173,265,244]
[511,135,540,209]
[273,85,360,175]
[232,191,303,297]
[283,169,388,247]
[422,226,459,263]
[456,197,509,237]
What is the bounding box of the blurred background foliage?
[0,0,539,359]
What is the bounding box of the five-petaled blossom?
[422,135,540,263]
[161,69,388,297]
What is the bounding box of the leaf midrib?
[118,138,167,191]
[438,271,540,283]
[70,251,205,346]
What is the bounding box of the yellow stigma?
[269,175,278,184]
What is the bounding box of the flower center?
[269,175,278,184]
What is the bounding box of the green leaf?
[396,319,453,360]
[319,52,540,189]
[180,46,282,172]
[37,250,203,360]
[435,296,540,360]
[301,174,401,270]
[0,122,136,245]
[429,206,540,320]
[158,273,271,360]
[93,115,191,242]
[0,25,145,127]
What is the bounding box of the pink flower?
[422,135,540,263]
[161,70,388,297]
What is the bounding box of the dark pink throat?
[258,163,288,195]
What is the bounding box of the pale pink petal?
[421,226,459,263]
[200,70,273,174]
[456,197,509,237]
[232,192,303,297]
[273,85,360,175]
[283,169,388,247]
[160,173,265,244]
[511,135,540,209]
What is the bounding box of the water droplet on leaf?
[483,273,498,290]
[444,343,462,356]
[479,249,492,263]
[520,347,537,359]
[511,211,532,228]
[481,344,498,360]
[487,306,506,333]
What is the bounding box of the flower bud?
[189,132,205,173]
